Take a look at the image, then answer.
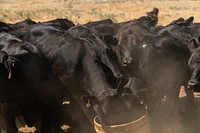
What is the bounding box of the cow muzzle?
[122,57,132,68]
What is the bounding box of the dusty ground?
[1,0,200,25]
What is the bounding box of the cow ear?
[103,35,118,46]
[184,16,194,26]
[81,95,98,108]
[188,37,199,51]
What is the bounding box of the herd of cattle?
[1,7,200,133]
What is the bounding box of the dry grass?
[0,0,200,25]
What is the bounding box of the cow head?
[116,33,141,70]
[81,84,146,126]
[123,77,146,108]
[188,49,200,91]
[188,37,200,91]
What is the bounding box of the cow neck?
[88,35,122,79]
[69,25,118,68]
[82,52,115,101]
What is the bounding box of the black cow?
[140,33,193,133]
[116,22,197,132]
[102,9,159,116]
[113,8,159,77]
[114,13,200,132]
[23,23,146,129]
[181,36,200,133]
[151,17,200,92]
[0,32,73,133]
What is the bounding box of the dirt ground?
[1,0,200,25]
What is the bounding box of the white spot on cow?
[8,70,12,79]
[142,44,147,48]
[86,99,91,108]
[61,124,71,131]
[62,101,70,105]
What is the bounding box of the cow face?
[188,47,200,91]
[188,36,200,91]
[123,77,146,107]
[82,87,146,126]
[116,34,140,69]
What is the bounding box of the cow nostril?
[122,60,128,66]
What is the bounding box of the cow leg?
[40,110,52,133]
[41,108,61,133]
[56,102,74,133]
[51,104,63,133]
[178,86,200,133]
[146,81,181,133]
[0,104,7,133]
[146,87,169,133]
[162,86,180,133]
[3,103,20,133]
[149,84,181,133]
[51,116,60,133]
